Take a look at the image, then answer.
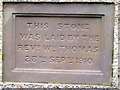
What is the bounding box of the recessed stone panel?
[15,15,102,70]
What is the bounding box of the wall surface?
[118,1,120,88]
[0,0,119,89]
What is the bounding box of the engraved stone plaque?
[3,3,114,84]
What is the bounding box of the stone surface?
[0,0,118,89]
[2,0,117,3]
[3,3,114,85]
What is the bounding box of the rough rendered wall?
[0,0,119,89]
[118,2,120,88]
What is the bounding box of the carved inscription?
[15,16,102,70]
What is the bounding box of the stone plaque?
[4,3,114,84]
